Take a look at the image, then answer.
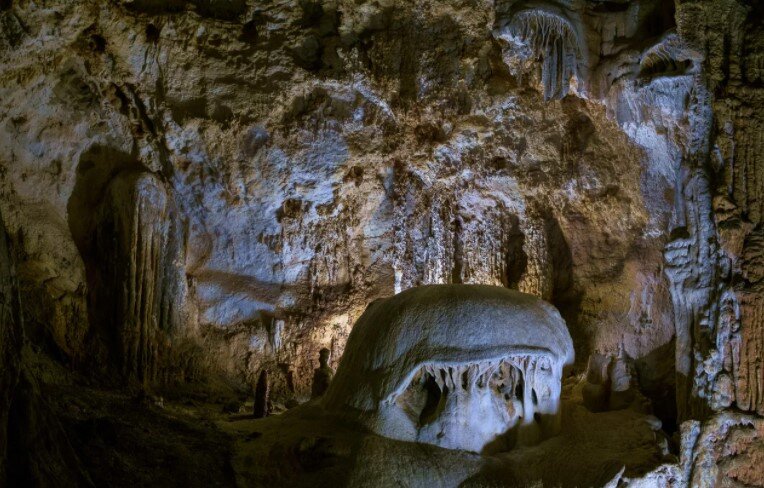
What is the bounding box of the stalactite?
[508,10,582,100]
[391,171,541,292]
[394,354,563,451]
[517,217,552,300]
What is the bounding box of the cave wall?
[0,3,763,481]
[0,211,21,484]
[697,0,764,418]
[0,0,763,485]
[651,0,764,424]
[0,212,94,487]
[0,0,679,400]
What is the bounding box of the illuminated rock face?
[323,285,573,452]
[0,0,763,483]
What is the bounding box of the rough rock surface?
[0,0,664,398]
[0,214,20,483]
[226,381,667,487]
[0,0,762,485]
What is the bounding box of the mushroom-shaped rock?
[323,285,574,453]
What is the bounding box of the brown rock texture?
[0,0,762,485]
[682,413,764,487]
[0,214,21,483]
[0,0,673,400]
[664,0,764,421]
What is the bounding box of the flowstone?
[323,285,574,453]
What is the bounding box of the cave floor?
[221,390,668,487]
[46,374,669,488]
[50,383,238,488]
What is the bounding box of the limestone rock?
[323,284,573,452]
[683,413,764,487]
[0,213,20,483]
[0,0,762,484]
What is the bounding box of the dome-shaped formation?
[323,285,574,452]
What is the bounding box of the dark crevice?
[145,23,160,43]
[639,58,693,81]
[635,339,678,435]
[419,376,446,426]
[451,217,464,284]
[515,378,524,400]
[506,226,528,289]
[240,20,258,43]
[643,1,676,38]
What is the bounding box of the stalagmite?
[311,348,334,399]
[90,172,184,385]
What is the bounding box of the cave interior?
[1,0,763,486]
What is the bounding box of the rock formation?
[310,347,333,398]
[0,0,762,485]
[0,213,21,484]
[323,285,574,452]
